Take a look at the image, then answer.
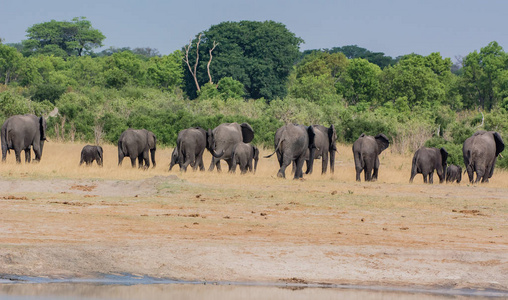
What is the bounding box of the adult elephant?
[231,142,259,174]
[463,131,505,183]
[264,124,316,179]
[118,129,156,169]
[305,124,337,175]
[1,114,47,163]
[80,145,103,166]
[169,127,223,172]
[208,122,254,172]
[352,133,389,182]
[446,165,462,183]
[409,147,448,184]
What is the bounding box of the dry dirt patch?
[0,142,507,292]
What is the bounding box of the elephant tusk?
[499,153,504,158]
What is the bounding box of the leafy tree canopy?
[22,17,105,57]
[302,45,397,69]
[183,20,303,100]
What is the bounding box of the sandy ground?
[0,142,507,294]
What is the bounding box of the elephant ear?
[374,134,389,154]
[148,132,157,150]
[328,124,337,150]
[493,132,505,156]
[39,116,47,140]
[440,147,448,166]
[241,123,254,143]
[206,129,214,150]
[307,126,316,149]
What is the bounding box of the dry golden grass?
[2,141,508,187]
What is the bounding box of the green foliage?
[22,17,105,57]
[338,58,381,105]
[147,51,183,91]
[183,20,303,100]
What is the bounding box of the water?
[0,275,505,300]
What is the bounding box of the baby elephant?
[446,164,462,183]
[231,142,259,174]
[80,145,103,166]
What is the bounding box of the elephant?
[80,145,103,166]
[446,164,462,183]
[207,122,254,172]
[352,133,389,182]
[230,142,259,174]
[1,114,47,163]
[463,131,505,183]
[305,124,337,175]
[169,127,223,172]
[409,147,448,184]
[118,129,156,169]
[264,124,316,179]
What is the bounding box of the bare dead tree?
[207,41,218,85]
[184,34,219,92]
[184,34,202,92]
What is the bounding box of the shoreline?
[1,274,508,298]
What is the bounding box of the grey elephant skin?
[446,164,462,183]
[409,147,448,184]
[1,114,47,163]
[169,127,223,172]
[80,145,103,166]
[231,142,259,174]
[463,130,505,183]
[208,122,254,172]
[305,124,337,175]
[265,124,316,179]
[352,133,389,182]
[118,129,157,168]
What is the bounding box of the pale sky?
[1,0,507,60]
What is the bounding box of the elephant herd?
[1,114,505,184]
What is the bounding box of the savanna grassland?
[0,141,507,292]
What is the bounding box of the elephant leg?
[226,158,235,172]
[466,166,474,183]
[277,155,292,179]
[197,153,205,171]
[364,159,374,182]
[294,157,305,179]
[304,159,311,174]
[130,156,137,168]
[372,157,380,181]
[429,172,434,184]
[24,149,31,163]
[321,152,328,174]
[80,156,85,166]
[423,174,428,183]
[354,152,363,182]
[143,151,150,169]
[14,149,22,164]
[208,157,221,172]
[409,165,417,183]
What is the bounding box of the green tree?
[0,44,23,84]
[183,20,303,100]
[289,52,347,103]
[379,54,445,108]
[459,41,508,110]
[147,51,183,91]
[22,17,105,57]
[337,58,381,105]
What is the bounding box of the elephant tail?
[264,137,284,158]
